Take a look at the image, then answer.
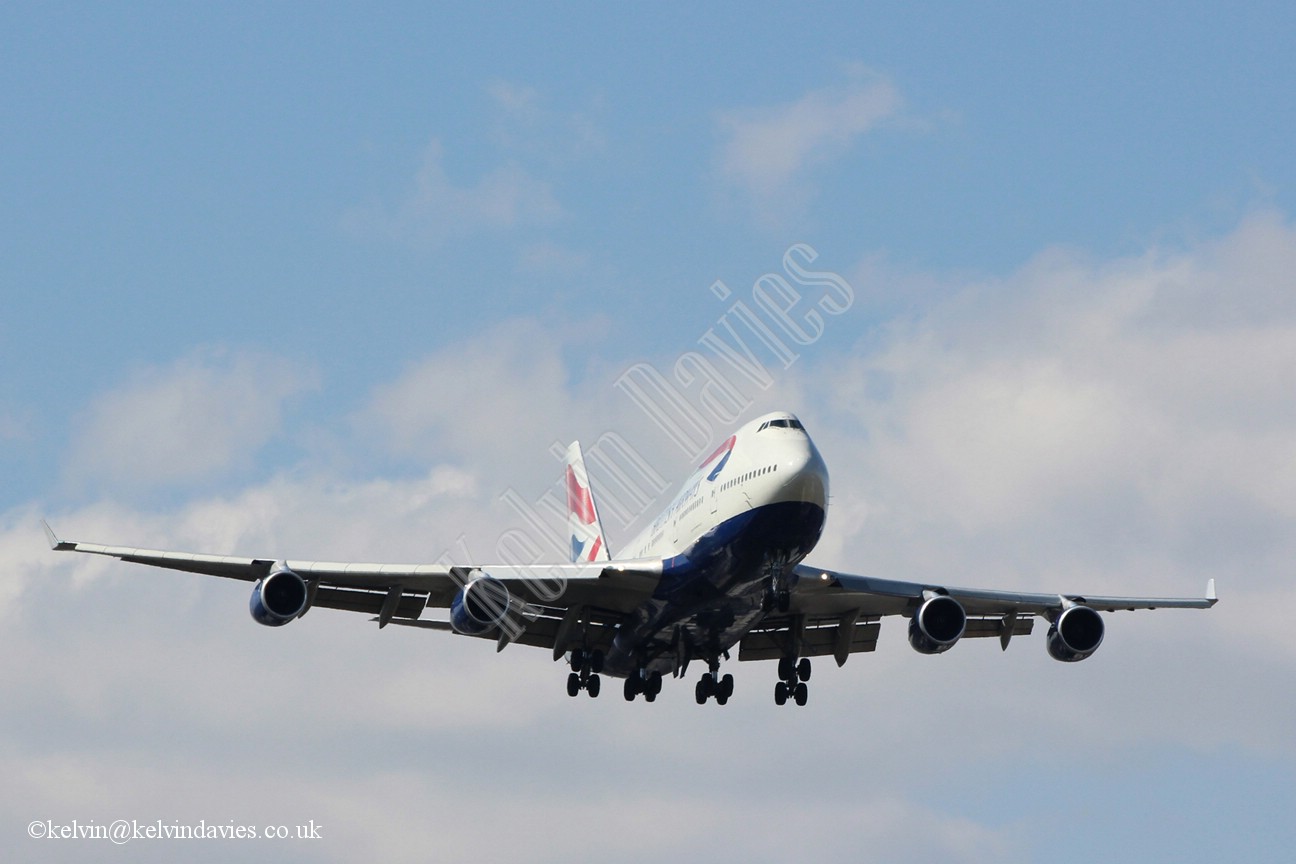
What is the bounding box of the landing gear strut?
[762,554,793,614]
[764,588,791,614]
[695,660,734,705]
[774,656,810,706]
[566,648,603,698]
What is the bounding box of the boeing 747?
[46,411,1216,706]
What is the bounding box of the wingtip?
[41,520,75,552]
[1206,578,1218,604]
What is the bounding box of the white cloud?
[62,347,317,494]
[345,82,604,256]
[356,319,576,468]
[716,66,901,218]
[486,80,606,164]
[817,212,1296,576]
[794,214,1296,759]
[350,138,563,248]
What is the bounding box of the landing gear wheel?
[696,665,731,705]
[568,649,607,698]
[624,675,638,702]
[775,656,810,705]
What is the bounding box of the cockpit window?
[757,418,804,431]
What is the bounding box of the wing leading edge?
[795,566,1218,614]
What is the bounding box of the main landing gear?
[695,660,734,705]
[623,668,663,702]
[566,649,603,698]
[774,656,810,707]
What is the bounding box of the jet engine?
[249,564,309,627]
[908,594,967,655]
[1046,604,1105,662]
[450,576,514,636]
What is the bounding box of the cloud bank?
[5,212,1294,862]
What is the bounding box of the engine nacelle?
[1046,605,1105,662]
[249,564,309,627]
[908,594,967,655]
[450,576,513,636]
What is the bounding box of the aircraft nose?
[780,439,829,509]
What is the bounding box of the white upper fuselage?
[599,411,831,678]
[622,412,829,562]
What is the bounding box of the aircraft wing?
[738,563,1217,667]
[43,522,661,653]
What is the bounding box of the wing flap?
[310,586,429,620]
[962,615,1035,639]
[381,606,624,654]
[739,614,881,664]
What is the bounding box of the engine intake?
[1047,605,1105,662]
[250,564,308,626]
[450,576,514,636]
[908,594,967,655]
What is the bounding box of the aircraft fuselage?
[604,413,829,677]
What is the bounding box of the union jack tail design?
[564,441,611,563]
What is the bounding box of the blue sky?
[3,3,1295,862]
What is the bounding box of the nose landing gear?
[762,554,793,614]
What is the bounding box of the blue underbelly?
[604,499,826,676]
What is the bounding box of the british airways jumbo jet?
[45,411,1216,707]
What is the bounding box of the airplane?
[45,410,1217,707]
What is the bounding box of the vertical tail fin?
[564,441,611,563]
